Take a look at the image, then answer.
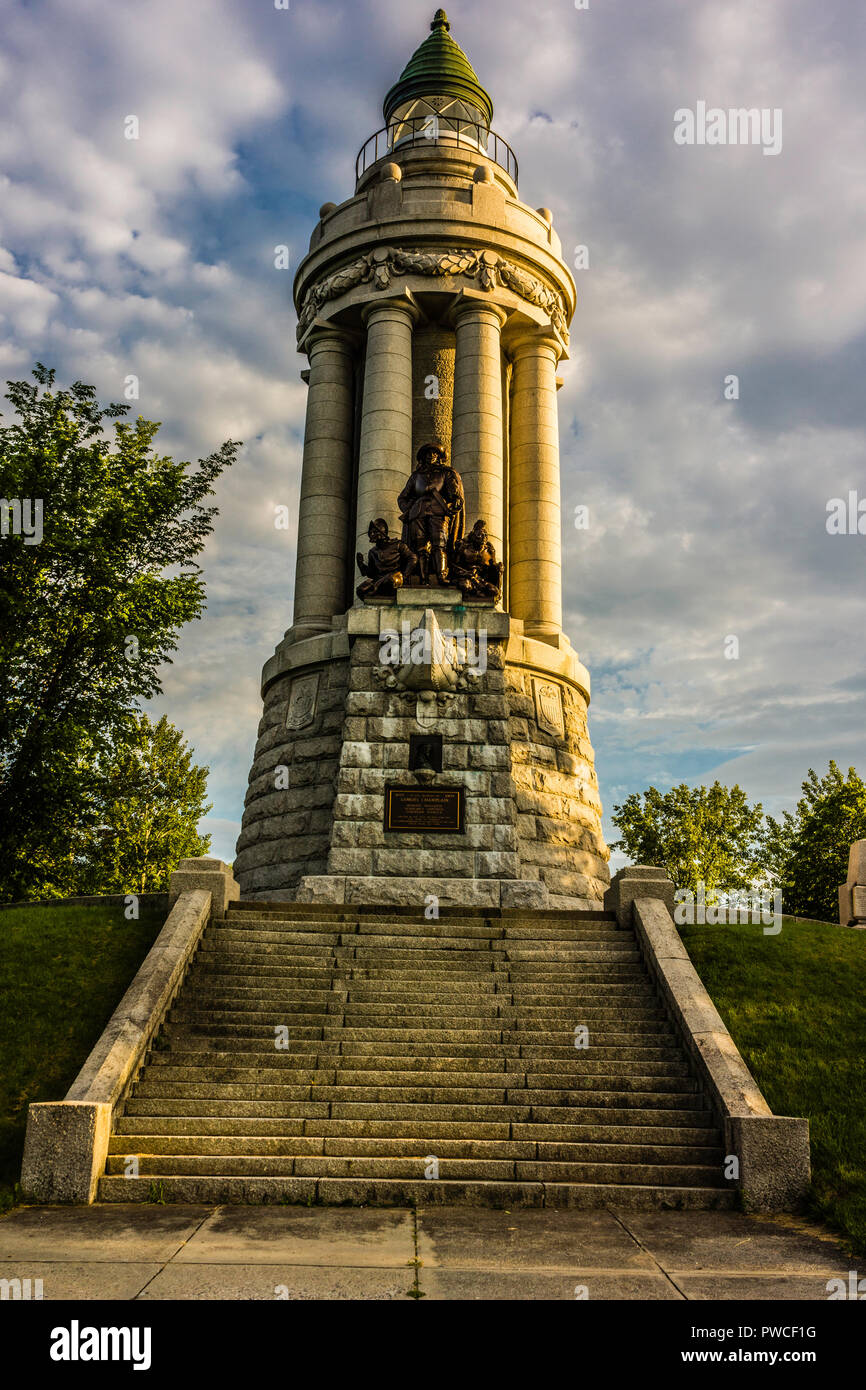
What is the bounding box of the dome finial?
[384,8,492,127]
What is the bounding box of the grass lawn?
[0,899,164,1212]
[681,915,866,1256]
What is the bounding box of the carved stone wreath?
[296,245,569,343]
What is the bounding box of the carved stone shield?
[533,678,565,737]
[286,673,320,731]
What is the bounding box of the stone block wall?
[322,632,518,892]
[234,655,350,899]
[506,664,609,902]
[236,611,609,906]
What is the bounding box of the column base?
[524,622,564,645]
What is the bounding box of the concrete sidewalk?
[0,1204,854,1300]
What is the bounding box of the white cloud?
[1,0,864,860]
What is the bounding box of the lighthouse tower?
[235,10,610,907]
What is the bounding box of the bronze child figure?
[451,519,503,601]
[356,518,416,599]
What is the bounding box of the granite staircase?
[98,902,735,1207]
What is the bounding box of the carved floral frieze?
[297,245,569,342]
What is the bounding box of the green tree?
[610,781,766,896]
[77,713,212,895]
[0,365,239,900]
[762,761,866,921]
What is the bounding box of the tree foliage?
[0,366,238,900]
[610,781,766,896]
[77,714,212,895]
[762,761,866,921]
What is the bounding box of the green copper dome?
[383,10,494,127]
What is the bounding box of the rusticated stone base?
[232,629,351,897]
[234,604,610,903]
[507,665,608,902]
[296,874,552,909]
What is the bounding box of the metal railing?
[355,117,518,185]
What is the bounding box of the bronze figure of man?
[397,442,465,585]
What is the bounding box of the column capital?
[298,318,358,357]
[450,295,509,329]
[304,324,357,358]
[507,324,562,364]
[360,295,423,328]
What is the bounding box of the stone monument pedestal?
[235,593,609,909]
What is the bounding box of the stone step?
[102,1152,727,1186]
[169,1005,667,1025]
[202,932,638,952]
[195,950,646,970]
[123,1097,713,1122]
[209,929,345,947]
[194,973,651,992]
[114,1116,719,1144]
[97,1173,736,1208]
[506,968,648,980]
[178,1022,673,1041]
[177,994,664,1014]
[145,1055,691,1080]
[107,1134,724,1165]
[133,1079,701,1103]
[210,921,624,942]
[184,973,655,993]
[125,1098,332,1118]
[502,947,640,961]
[117,1115,310,1136]
[182,977,661,997]
[182,982,662,1003]
[222,920,622,935]
[162,1036,682,1061]
[189,967,649,987]
[196,959,647,976]
[164,1028,678,1045]
[226,905,616,924]
[167,1020,677,1044]
[186,969,654,990]
[224,919,494,935]
[196,941,643,962]
[165,1018,671,1040]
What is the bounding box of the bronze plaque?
[384,785,465,833]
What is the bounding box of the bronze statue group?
[357,442,503,602]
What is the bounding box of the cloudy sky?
[2,0,864,864]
